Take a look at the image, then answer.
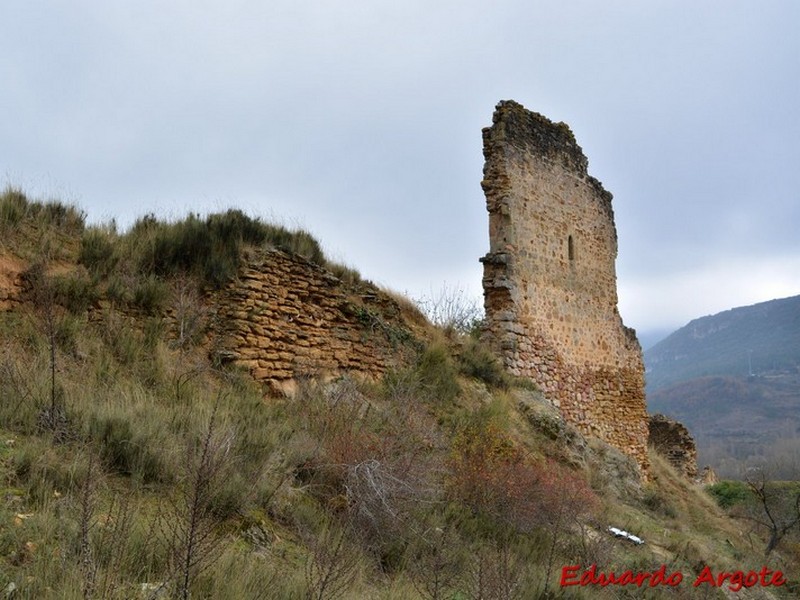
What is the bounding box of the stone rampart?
[212,249,419,394]
[481,100,649,475]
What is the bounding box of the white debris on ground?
[608,526,644,545]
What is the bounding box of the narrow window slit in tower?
[568,235,575,261]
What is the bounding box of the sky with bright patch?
[2,1,799,344]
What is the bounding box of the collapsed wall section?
[481,100,649,474]
[648,414,698,480]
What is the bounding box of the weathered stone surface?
[211,249,420,393]
[649,414,698,480]
[698,465,718,485]
[0,255,26,311]
[480,99,649,476]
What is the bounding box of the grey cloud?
[2,0,799,334]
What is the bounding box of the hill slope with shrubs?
[0,188,798,599]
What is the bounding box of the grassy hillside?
[644,295,800,392]
[1,189,798,598]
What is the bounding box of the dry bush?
[73,452,135,600]
[534,461,599,596]
[304,523,361,600]
[448,419,541,531]
[416,283,483,335]
[171,275,209,351]
[25,263,72,441]
[0,345,37,430]
[294,378,377,497]
[463,540,528,600]
[296,377,443,562]
[344,457,436,558]
[158,399,234,599]
[409,528,461,600]
[448,416,599,595]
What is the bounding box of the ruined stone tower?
[480,100,649,474]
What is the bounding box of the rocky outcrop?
[480,100,649,476]
[0,255,25,311]
[648,414,698,480]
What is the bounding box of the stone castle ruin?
[0,100,691,479]
[480,100,650,474]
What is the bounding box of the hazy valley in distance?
[643,294,800,478]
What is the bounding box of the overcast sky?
[2,1,798,340]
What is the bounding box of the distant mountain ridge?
[644,294,800,392]
[643,294,800,476]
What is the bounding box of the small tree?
[160,397,233,599]
[305,523,360,600]
[410,528,460,600]
[26,263,69,439]
[735,467,800,556]
[463,540,527,600]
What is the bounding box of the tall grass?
[79,209,330,289]
[128,211,253,286]
[0,187,85,234]
[0,188,85,261]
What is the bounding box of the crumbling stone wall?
[213,249,419,394]
[649,414,698,480]
[480,100,649,475]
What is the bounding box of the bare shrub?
[77,452,99,599]
[26,263,72,441]
[304,524,360,600]
[294,378,376,499]
[734,466,800,556]
[463,540,527,600]
[171,275,208,350]
[170,276,209,404]
[416,283,483,335]
[0,347,36,430]
[297,377,443,562]
[448,419,542,531]
[534,461,598,597]
[344,457,437,556]
[448,415,599,596]
[159,398,234,599]
[410,528,460,600]
[74,451,135,600]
